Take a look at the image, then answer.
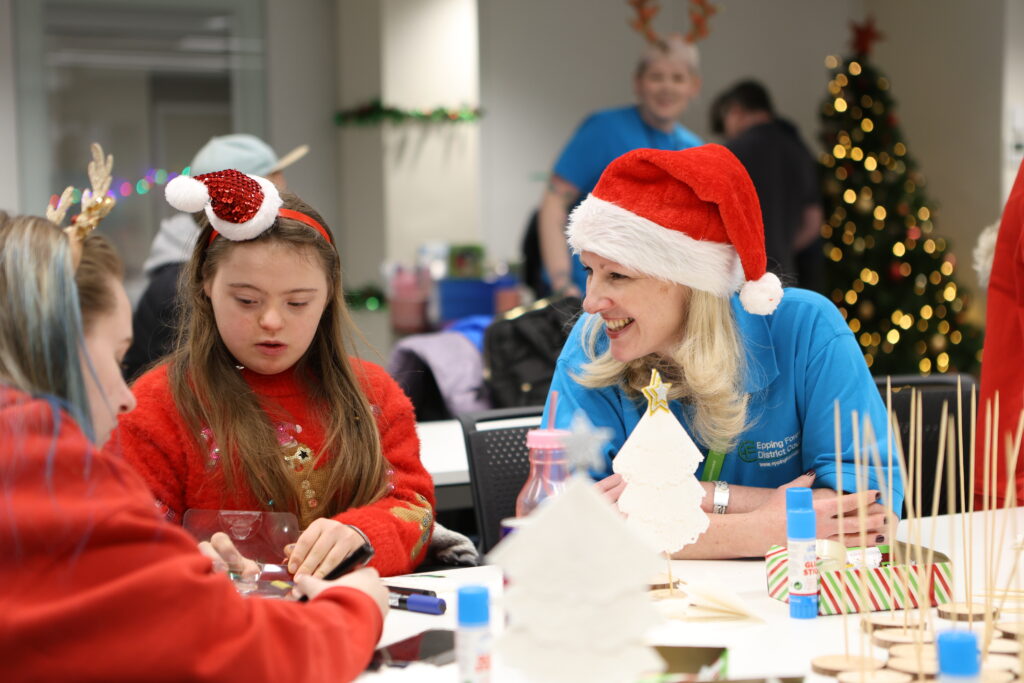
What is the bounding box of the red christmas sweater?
[0,386,383,682]
[106,359,434,577]
[976,159,1024,506]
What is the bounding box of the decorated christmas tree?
[818,18,983,375]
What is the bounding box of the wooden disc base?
[888,643,936,660]
[811,654,886,677]
[986,638,1023,655]
[982,653,1020,674]
[873,627,936,649]
[861,611,929,633]
[837,669,912,683]
[996,620,1024,638]
[981,667,1017,683]
[887,656,939,678]
[937,601,999,622]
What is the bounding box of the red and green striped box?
[765,543,953,616]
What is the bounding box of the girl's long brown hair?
[167,193,389,517]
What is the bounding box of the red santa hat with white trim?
[567,144,784,315]
[164,169,282,241]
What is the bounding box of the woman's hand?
[286,518,367,578]
[198,531,262,579]
[751,473,892,550]
[294,567,389,618]
[594,473,627,503]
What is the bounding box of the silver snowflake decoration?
[564,411,612,477]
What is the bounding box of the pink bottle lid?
[526,428,570,450]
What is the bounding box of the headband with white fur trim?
[165,169,283,241]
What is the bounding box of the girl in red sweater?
[2,151,388,680]
[107,169,435,578]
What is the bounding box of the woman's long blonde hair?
[575,288,748,451]
[167,193,389,517]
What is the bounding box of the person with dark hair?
[110,169,435,579]
[124,134,309,380]
[712,80,824,290]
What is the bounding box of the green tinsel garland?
[335,99,483,126]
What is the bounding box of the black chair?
[457,406,545,554]
[874,374,977,516]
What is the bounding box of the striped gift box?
[765,542,953,616]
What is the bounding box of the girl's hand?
[294,567,389,617]
[595,473,627,503]
[198,531,262,579]
[286,518,367,578]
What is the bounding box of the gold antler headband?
[46,142,116,268]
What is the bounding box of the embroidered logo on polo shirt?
[736,431,800,468]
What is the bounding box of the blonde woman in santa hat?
[543,144,903,558]
[105,169,435,581]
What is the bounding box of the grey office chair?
[874,373,977,516]
[457,406,545,554]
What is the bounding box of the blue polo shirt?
[552,106,702,293]
[543,288,904,513]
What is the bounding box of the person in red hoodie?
[1,200,387,679]
[975,159,1024,507]
[107,169,435,579]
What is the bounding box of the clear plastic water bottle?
[514,428,570,517]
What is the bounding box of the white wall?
[479,0,858,266]
[265,0,340,231]
[381,0,480,266]
[1003,0,1024,200]
[0,0,20,212]
[867,0,1005,321]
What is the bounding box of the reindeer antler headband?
[627,0,717,47]
[46,143,116,269]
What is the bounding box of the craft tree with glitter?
[817,18,982,375]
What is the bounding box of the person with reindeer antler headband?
[536,0,705,300]
[542,144,904,558]
[1,146,390,682]
[104,168,436,583]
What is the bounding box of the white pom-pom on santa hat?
[165,175,210,213]
[739,272,784,316]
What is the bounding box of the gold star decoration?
[642,368,671,416]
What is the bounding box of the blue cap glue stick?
[786,487,818,619]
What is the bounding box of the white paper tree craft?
[488,478,664,683]
[613,368,710,555]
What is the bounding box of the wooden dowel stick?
[835,400,850,656]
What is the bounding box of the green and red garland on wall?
[335,99,482,126]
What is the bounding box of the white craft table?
[361,507,1024,681]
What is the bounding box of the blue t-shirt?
[543,288,904,513]
[552,105,702,293]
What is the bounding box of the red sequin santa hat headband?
[163,169,332,245]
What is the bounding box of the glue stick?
[786,487,818,619]
[456,585,492,683]
[937,631,980,683]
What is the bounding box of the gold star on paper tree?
[641,369,671,416]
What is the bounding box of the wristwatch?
[712,480,730,514]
